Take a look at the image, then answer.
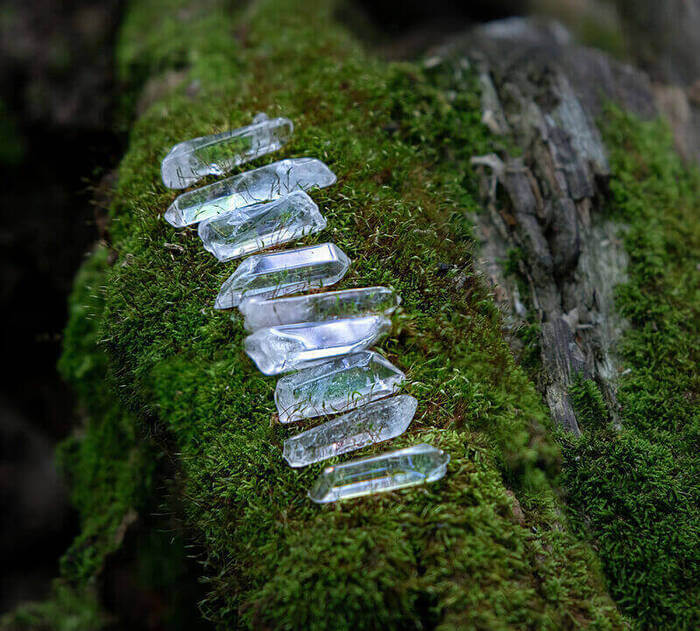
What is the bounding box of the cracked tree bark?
[435,18,677,433]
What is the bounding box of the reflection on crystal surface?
[308,443,449,503]
[275,351,405,423]
[164,157,336,227]
[198,191,326,262]
[239,286,401,331]
[244,316,391,375]
[214,243,350,309]
[161,113,293,189]
[283,395,417,467]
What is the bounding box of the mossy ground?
[559,109,700,630]
[3,0,697,629]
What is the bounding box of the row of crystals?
[161,114,449,502]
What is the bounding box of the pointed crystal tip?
[164,202,185,228]
[308,443,450,503]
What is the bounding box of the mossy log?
[3,1,697,630]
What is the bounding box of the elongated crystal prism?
[244,316,391,375]
[308,443,450,503]
[275,351,405,423]
[161,113,293,189]
[198,191,326,261]
[283,395,417,467]
[239,286,401,332]
[214,243,350,309]
[164,157,336,227]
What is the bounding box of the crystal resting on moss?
[214,242,350,309]
[308,443,450,503]
[239,286,401,332]
[275,351,405,423]
[161,113,293,189]
[198,191,326,262]
[283,395,417,467]
[164,157,336,227]
[244,316,391,375]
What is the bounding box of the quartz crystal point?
[275,351,405,423]
[164,157,336,227]
[239,286,401,332]
[244,316,391,375]
[161,113,293,189]
[308,443,450,503]
[198,191,326,261]
[214,243,350,309]
[283,395,417,467]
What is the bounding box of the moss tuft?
[569,376,609,431]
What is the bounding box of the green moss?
[559,108,700,629]
[569,376,609,432]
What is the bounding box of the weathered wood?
[440,18,658,431]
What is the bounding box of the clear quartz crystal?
[283,395,417,467]
[239,286,401,332]
[214,243,350,309]
[164,157,336,227]
[275,351,405,423]
[308,443,450,503]
[161,113,293,189]
[198,191,326,262]
[244,316,391,375]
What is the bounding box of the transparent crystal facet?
[275,351,405,423]
[161,113,293,189]
[214,243,350,309]
[308,443,450,503]
[244,316,391,375]
[164,157,336,227]
[283,395,417,467]
[239,286,401,332]
[198,191,326,262]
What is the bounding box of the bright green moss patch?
[569,376,609,431]
[559,109,700,629]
